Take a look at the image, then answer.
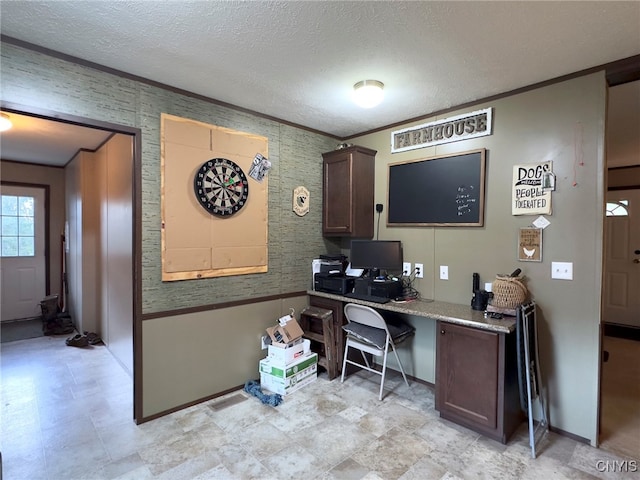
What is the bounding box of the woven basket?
[491,275,527,309]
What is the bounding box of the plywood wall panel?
[161,113,268,281]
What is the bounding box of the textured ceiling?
[1,1,639,146]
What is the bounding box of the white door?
[0,185,47,321]
[603,189,640,327]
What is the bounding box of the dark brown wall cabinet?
[322,146,376,238]
[435,321,523,444]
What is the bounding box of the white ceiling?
[0,113,113,166]
[1,1,639,166]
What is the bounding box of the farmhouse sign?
[391,108,493,153]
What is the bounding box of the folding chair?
[517,301,549,458]
[340,303,414,400]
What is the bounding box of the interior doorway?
[0,103,141,422]
[599,80,640,458]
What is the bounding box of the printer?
[314,272,355,295]
[311,254,347,290]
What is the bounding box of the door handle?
[634,259,640,264]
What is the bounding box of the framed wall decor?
[512,161,553,215]
[518,227,542,262]
[387,149,486,226]
[292,186,309,216]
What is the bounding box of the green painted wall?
[351,73,607,444]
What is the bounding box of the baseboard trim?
[548,424,590,444]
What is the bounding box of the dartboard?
[194,158,249,217]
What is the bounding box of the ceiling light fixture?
[0,113,13,132]
[352,80,384,108]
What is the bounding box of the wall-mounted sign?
[512,161,553,215]
[248,153,271,182]
[518,227,543,262]
[293,186,309,216]
[391,108,493,153]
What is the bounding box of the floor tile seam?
[220,444,276,479]
[381,409,434,433]
[300,439,367,474]
[90,416,125,465]
[598,444,640,464]
[425,429,482,458]
[347,449,423,479]
[368,401,430,434]
[276,450,338,480]
[328,455,370,477]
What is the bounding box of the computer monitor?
[349,240,403,278]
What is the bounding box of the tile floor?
[1,333,639,480]
[600,335,640,460]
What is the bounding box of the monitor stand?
[368,268,380,279]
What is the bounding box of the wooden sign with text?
[518,227,542,262]
[391,108,493,153]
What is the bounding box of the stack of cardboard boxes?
[260,314,318,395]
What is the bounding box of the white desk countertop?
[307,290,517,334]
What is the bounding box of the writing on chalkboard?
[456,185,478,217]
[388,149,486,226]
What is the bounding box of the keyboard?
[343,292,390,304]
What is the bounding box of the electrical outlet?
[415,263,424,278]
[403,262,412,276]
[551,261,573,280]
[440,265,449,280]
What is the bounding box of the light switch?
[551,262,573,280]
[439,265,448,280]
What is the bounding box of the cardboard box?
[260,370,317,396]
[268,338,311,365]
[260,352,317,377]
[266,317,304,346]
[259,352,318,395]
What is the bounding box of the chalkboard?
[387,149,486,226]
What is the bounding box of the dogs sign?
[512,161,553,215]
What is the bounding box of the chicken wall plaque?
[518,227,542,262]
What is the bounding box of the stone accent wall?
[0,42,338,313]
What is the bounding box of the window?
[1,195,35,257]
[605,200,629,217]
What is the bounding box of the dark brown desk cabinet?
[322,146,376,238]
[435,321,523,444]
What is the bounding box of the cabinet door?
[323,152,353,235]
[322,146,375,238]
[436,322,499,429]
